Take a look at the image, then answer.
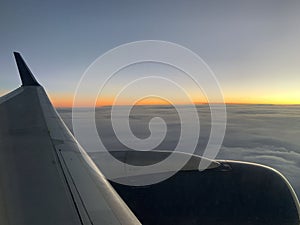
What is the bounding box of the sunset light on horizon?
[47,91,300,108]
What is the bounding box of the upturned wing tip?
[13,52,40,86]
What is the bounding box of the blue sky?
[0,0,299,105]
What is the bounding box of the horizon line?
[55,102,300,108]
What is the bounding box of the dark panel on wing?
[111,160,300,225]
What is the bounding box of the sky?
[0,0,300,106]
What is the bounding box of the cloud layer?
[58,104,300,198]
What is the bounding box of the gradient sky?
[0,0,299,106]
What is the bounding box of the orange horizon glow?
[49,94,300,108]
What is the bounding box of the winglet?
[13,52,40,86]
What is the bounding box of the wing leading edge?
[0,53,141,225]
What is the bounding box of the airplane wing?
[0,53,141,225]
